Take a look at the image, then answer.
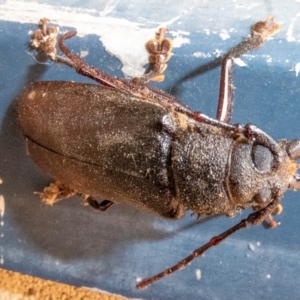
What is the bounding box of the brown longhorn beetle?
[17,17,300,289]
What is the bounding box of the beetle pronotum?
[17,17,300,289]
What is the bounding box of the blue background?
[1,1,300,299]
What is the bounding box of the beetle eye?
[252,188,271,204]
[251,144,274,172]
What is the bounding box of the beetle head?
[228,139,300,211]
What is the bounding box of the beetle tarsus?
[34,181,75,206]
[266,215,279,228]
[31,18,76,68]
[143,28,173,82]
[31,18,59,61]
[251,16,281,41]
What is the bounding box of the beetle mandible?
[17,17,300,289]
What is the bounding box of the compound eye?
[251,144,274,172]
[252,188,272,204]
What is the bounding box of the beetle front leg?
[217,16,281,123]
[31,19,126,88]
[30,18,193,114]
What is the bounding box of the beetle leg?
[35,180,115,211]
[57,31,198,116]
[136,189,281,289]
[217,57,234,123]
[217,16,281,123]
[34,181,75,205]
[30,19,196,117]
[30,19,117,86]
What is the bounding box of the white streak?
[193,52,211,58]
[234,58,247,67]
[0,196,4,218]
[219,29,230,40]
[195,269,202,280]
[80,50,89,58]
[169,30,191,48]
[287,18,296,42]
[290,63,300,77]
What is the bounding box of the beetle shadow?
[166,34,253,102]
[169,55,223,100]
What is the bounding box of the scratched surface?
[1,1,300,300]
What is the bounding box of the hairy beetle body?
[17,17,300,288]
[18,80,297,220]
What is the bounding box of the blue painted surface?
[1,7,300,300]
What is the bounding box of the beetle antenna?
[136,190,281,289]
